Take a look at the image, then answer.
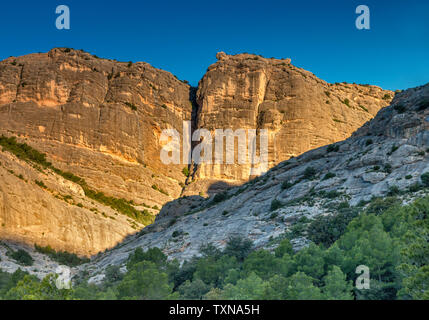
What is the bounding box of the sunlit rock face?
[0,48,394,256]
[184,52,393,195]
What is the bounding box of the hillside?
[85,82,429,279]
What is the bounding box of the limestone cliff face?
[184,52,393,195]
[0,48,192,209]
[0,150,135,256]
[0,48,395,256]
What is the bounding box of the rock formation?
[185,53,393,195]
[86,82,428,278]
[0,48,394,256]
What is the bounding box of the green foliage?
[224,236,253,262]
[83,187,154,225]
[270,199,282,211]
[0,135,148,224]
[327,145,340,153]
[7,249,34,266]
[322,266,353,300]
[35,180,47,189]
[212,192,228,204]
[5,274,74,300]
[323,172,336,180]
[182,167,190,177]
[0,135,51,167]
[342,98,350,107]
[2,195,429,301]
[151,184,169,196]
[365,139,373,146]
[281,181,293,190]
[34,245,89,267]
[421,172,429,187]
[117,261,175,299]
[303,167,317,180]
[307,208,359,247]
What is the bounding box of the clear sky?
[0,0,428,90]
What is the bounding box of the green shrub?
[365,139,373,146]
[35,180,47,189]
[327,145,340,153]
[303,167,317,180]
[8,249,34,266]
[307,208,359,247]
[323,172,336,180]
[342,99,350,107]
[421,172,429,187]
[269,213,278,220]
[172,231,181,238]
[270,199,282,211]
[0,136,51,167]
[34,245,89,267]
[182,167,189,177]
[212,192,228,204]
[281,181,293,190]
[325,190,341,199]
[408,183,421,193]
[383,164,392,174]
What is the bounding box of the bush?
[327,145,340,153]
[270,199,282,211]
[307,208,359,247]
[224,236,253,261]
[172,231,181,238]
[365,139,373,146]
[212,192,228,204]
[323,172,336,180]
[182,167,189,177]
[342,99,350,107]
[303,167,317,180]
[0,136,51,167]
[35,180,47,189]
[421,172,429,187]
[408,183,421,193]
[325,190,341,199]
[34,245,89,267]
[281,181,293,190]
[8,249,34,266]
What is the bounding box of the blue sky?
[0,0,428,90]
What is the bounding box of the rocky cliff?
[0,48,192,210]
[185,52,393,195]
[0,48,393,257]
[84,82,428,280]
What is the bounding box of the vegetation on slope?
[0,135,154,225]
[1,195,427,300]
